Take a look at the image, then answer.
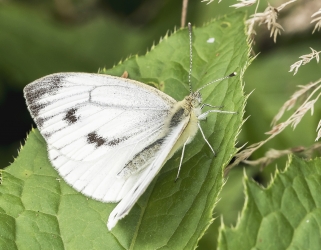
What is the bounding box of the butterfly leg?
[175,137,190,182]
[200,103,223,109]
[198,122,215,155]
[200,104,223,122]
[198,109,237,120]
[197,109,237,154]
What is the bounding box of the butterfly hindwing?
[107,114,191,229]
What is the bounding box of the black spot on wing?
[63,108,79,124]
[87,132,106,147]
[87,131,129,148]
[107,137,129,146]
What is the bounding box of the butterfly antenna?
[188,22,193,94]
[197,72,237,92]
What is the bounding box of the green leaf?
[0,13,248,249]
[218,155,321,250]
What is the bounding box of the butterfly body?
[163,92,202,161]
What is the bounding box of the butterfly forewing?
[24,73,177,202]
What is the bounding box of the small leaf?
[218,155,321,250]
[0,12,248,249]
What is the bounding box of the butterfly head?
[190,91,202,108]
[183,91,202,113]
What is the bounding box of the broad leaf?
[0,12,248,250]
[218,156,321,250]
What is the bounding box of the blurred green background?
[1,0,321,248]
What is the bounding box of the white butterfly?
[23,23,236,230]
